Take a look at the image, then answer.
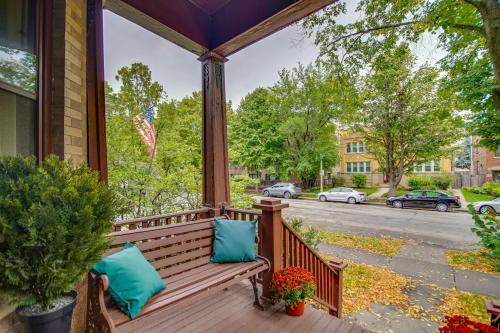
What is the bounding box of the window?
[358,141,365,153]
[424,162,432,172]
[0,0,37,157]
[358,162,364,172]
[347,162,352,173]
[496,147,500,157]
[352,142,358,153]
[426,191,442,198]
[408,191,424,197]
[434,160,441,172]
[341,188,353,192]
[352,162,358,172]
[366,161,371,172]
[346,143,351,153]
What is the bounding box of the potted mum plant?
[0,156,116,333]
[271,266,317,316]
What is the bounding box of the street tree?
[353,44,463,196]
[303,0,500,150]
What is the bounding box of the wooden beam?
[87,0,108,182]
[200,52,230,208]
[105,0,210,56]
[212,0,335,56]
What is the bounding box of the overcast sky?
[103,5,445,108]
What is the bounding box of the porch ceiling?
[103,0,335,57]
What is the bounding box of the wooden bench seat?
[87,217,269,333]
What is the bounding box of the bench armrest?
[257,255,271,272]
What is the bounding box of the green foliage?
[468,204,500,269]
[351,174,367,188]
[408,174,452,190]
[230,175,258,209]
[0,156,116,309]
[303,0,499,150]
[331,175,345,188]
[465,182,500,197]
[285,217,320,251]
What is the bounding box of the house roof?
[104,0,334,57]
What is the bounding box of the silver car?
[262,183,302,199]
[317,187,367,204]
[473,198,500,214]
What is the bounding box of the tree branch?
[449,23,486,36]
[331,21,419,44]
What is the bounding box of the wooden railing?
[282,220,347,317]
[224,207,262,221]
[112,207,212,231]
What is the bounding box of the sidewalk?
[367,187,389,200]
[320,242,499,297]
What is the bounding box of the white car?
[473,198,500,214]
[317,187,367,204]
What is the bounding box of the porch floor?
[134,280,370,333]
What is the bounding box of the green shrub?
[408,174,452,190]
[430,174,453,190]
[482,182,500,197]
[285,217,320,251]
[468,204,500,270]
[331,175,345,188]
[0,156,117,309]
[408,175,434,190]
[351,173,367,188]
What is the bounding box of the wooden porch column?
[199,52,230,208]
[253,199,289,300]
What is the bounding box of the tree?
[353,44,463,196]
[229,88,288,179]
[303,0,500,149]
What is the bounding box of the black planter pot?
[16,290,77,333]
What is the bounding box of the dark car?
[386,190,461,212]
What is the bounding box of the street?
[257,197,479,250]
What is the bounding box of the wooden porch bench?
[87,217,269,333]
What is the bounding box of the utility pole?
[320,154,324,193]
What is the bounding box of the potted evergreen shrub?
[0,156,116,333]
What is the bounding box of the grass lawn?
[436,290,498,324]
[448,249,499,273]
[382,189,409,198]
[461,188,494,203]
[319,230,414,256]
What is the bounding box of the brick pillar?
[253,199,289,300]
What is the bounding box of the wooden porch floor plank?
[118,281,368,333]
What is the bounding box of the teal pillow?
[92,243,165,319]
[210,219,257,263]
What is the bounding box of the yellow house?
[337,131,452,187]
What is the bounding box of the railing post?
[329,259,347,318]
[253,199,289,300]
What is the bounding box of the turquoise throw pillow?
[92,243,165,319]
[211,219,257,263]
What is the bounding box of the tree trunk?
[482,0,500,108]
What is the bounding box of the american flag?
[133,107,156,157]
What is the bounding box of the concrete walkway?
[367,187,389,200]
[320,242,500,297]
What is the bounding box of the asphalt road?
[256,197,479,250]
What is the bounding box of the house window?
[434,160,441,172]
[358,162,365,172]
[352,142,358,153]
[352,162,358,172]
[347,162,351,173]
[346,143,351,153]
[424,162,432,172]
[358,141,365,153]
[366,161,371,172]
[496,147,500,157]
[0,0,37,157]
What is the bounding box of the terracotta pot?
[285,300,305,316]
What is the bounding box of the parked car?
[262,183,302,199]
[317,187,367,204]
[473,198,500,214]
[386,190,461,212]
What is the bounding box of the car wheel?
[263,190,270,197]
[479,205,495,214]
[392,200,403,208]
[319,195,327,202]
[347,197,357,204]
[436,203,448,212]
[284,191,291,199]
